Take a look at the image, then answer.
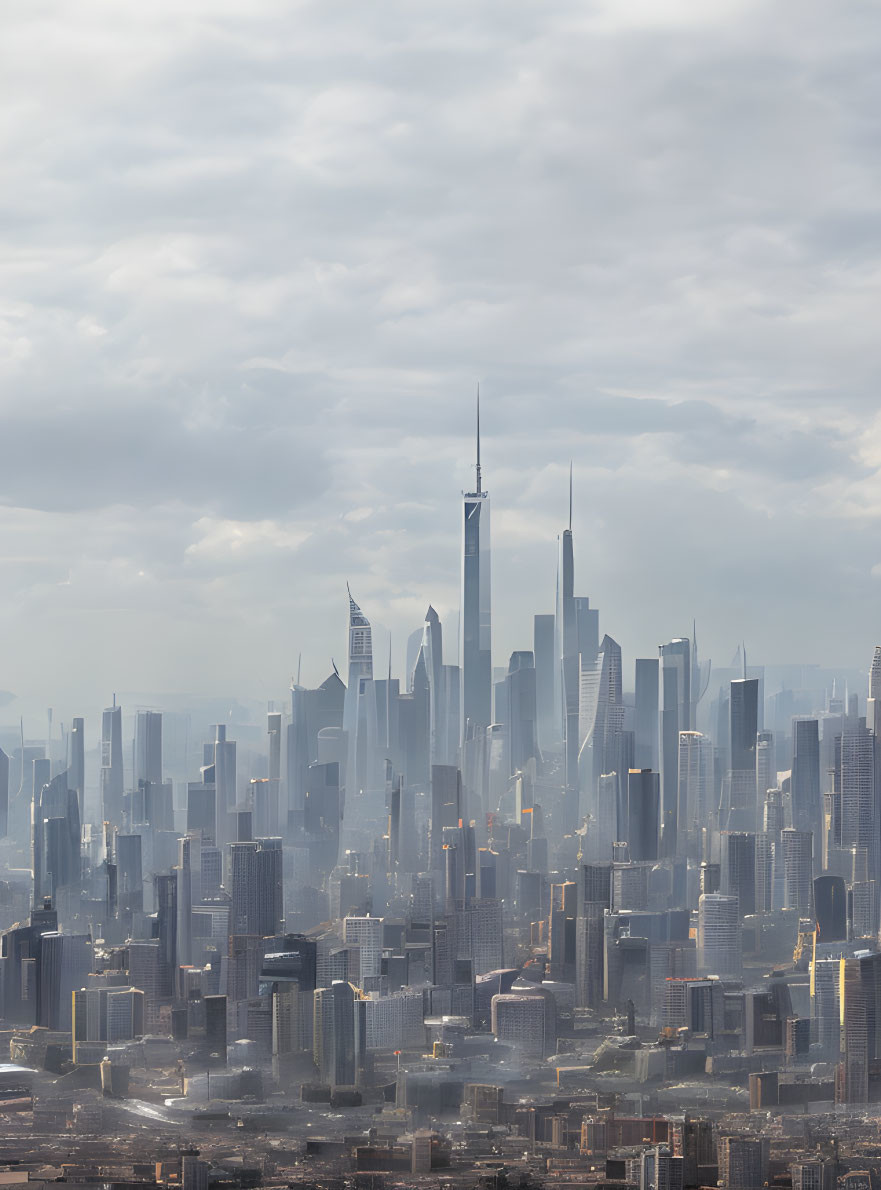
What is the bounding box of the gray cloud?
[1,0,880,715]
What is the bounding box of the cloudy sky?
[1,0,880,716]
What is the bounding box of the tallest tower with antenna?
[461,387,492,742]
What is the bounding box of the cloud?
[0,0,880,714]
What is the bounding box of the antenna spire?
[475,384,482,494]
[568,460,573,533]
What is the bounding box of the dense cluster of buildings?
[1,429,881,1187]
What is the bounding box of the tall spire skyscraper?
[460,393,492,742]
[344,588,375,794]
[557,463,579,828]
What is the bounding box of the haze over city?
[4,3,881,1190]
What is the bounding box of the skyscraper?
[781,828,813,913]
[792,718,821,836]
[135,710,162,790]
[313,980,365,1087]
[579,634,625,830]
[727,677,759,831]
[676,731,712,859]
[634,658,660,771]
[697,893,741,976]
[101,702,124,824]
[534,613,557,755]
[461,399,492,742]
[343,588,376,795]
[659,639,691,857]
[69,718,84,804]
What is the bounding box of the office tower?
[491,989,554,1057]
[717,1137,768,1190]
[303,760,341,883]
[627,770,659,862]
[534,613,557,755]
[343,588,376,795]
[576,862,610,1009]
[266,711,282,837]
[101,702,124,824]
[0,746,7,838]
[579,634,625,825]
[33,770,81,907]
[556,479,579,817]
[73,986,145,1056]
[840,722,875,928]
[430,764,462,872]
[721,832,756,917]
[838,957,869,1103]
[313,980,365,1086]
[497,651,538,777]
[461,400,492,744]
[418,604,458,769]
[676,731,711,860]
[697,893,740,976]
[135,710,162,789]
[155,871,178,1000]
[781,828,813,912]
[176,836,193,967]
[214,724,236,851]
[634,658,659,771]
[792,718,821,835]
[727,678,759,831]
[38,931,91,1031]
[117,833,143,920]
[755,729,775,803]
[181,1158,209,1190]
[69,718,84,802]
[204,993,228,1062]
[814,874,847,941]
[400,650,431,790]
[343,915,383,986]
[229,838,284,937]
[659,638,691,856]
[639,1145,684,1190]
[288,671,346,834]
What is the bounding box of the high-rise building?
[135,710,162,790]
[781,828,813,913]
[639,1145,684,1190]
[313,980,365,1087]
[229,838,284,937]
[717,1137,768,1190]
[557,479,579,812]
[69,718,85,803]
[697,893,740,976]
[101,702,124,824]
[727,678,759,832]
[792,718,821,835]
[343,588,376,795]
[838,957,869,1104]
[461,402,492,742]
[491,990,554,1057]
[343,915,383,986]
[634,658,659,771]
[579,634,625,830]
[627,770,659,862]
[659,639,691,857]
[534,613,557,755]
[676,731,712,860]
[721,832,756,917]
[0,746,8,838]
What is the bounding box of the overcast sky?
[1,0,880,716]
